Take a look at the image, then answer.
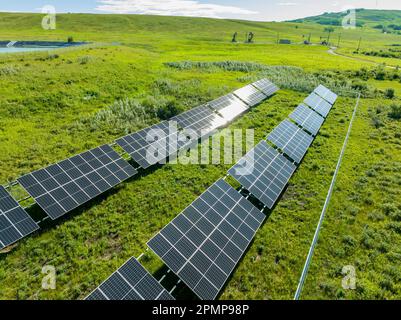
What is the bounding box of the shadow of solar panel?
[252,78,279,96]
[147,179,265,300]
[228,141,296,209]
[304,92,333,118]
[172,105,226,138]
[86,257,174,300]
[0,186,39,250]
[289,104,325,136]
[208,94,249,122]
[18,145,137,220]
[267,119,314,164]
[314,85,338,105]
[233,84,267,107]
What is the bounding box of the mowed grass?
[0,13,400,300]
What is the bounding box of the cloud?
[277,2,298,6]
[95,0,258,18]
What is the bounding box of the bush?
[374,66,386,80]
[156,101,182,120]
[389,104,401,120]
[385,88,395,99]
[67,36,74,43]
[371,117,384,129]
[77,56,92,65]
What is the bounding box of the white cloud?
[95,0,258,18]
[277,2,298,6]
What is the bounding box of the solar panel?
[116,121,188,169]
[86,257,174,300]
[171,105,226,138]
[289,104,325,136]
[267,119,314,164]
[208,94,249,122]
[252,78,279,96]
[228,141,296,209]
[314,85,337,105]
[304,92,333,118]
[233,84,267,107]
[147,179,265,300]
[0,186,39,250]
[18,145,137,220]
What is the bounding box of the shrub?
[67,36,74,43]
[156,101,182,120]
[388,104,401,120]
[385,88,395,99]
[77,56,92,65]
[371,116,384,129]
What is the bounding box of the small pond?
[0,41,86,54]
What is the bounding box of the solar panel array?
[289,104,324,136]
[252,78,279,96]
[233,84,267,107]
[147,179,265,300]
[86,257,174,300]
[267,119,314,164]
[304,92,333,118]
[18,145,137,220]
[228,141,296,209]
[314,84,338,105]
[208,94,249,122]
[0,186,39,250]
[1,79,278,251]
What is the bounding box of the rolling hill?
[291,8,401,30]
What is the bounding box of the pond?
[0,41,87,54]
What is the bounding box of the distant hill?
[291,9,401,32]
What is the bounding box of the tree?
[231,32,238,43]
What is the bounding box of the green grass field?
[0,11,401,300]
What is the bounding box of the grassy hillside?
[292,8,401,28]
[0,12,400,300]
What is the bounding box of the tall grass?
[165,60,371,97]
[73,98,158,135]
[0,65,18,76]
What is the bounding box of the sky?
[1,0,401,21]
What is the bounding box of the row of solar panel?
[0,79,278,252]
[86,85,337,301]
[116,79,279,169]
[228,85,337,210]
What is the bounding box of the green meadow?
[0,11,400,300]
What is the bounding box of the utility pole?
[357,37,362,52]
[337,33,342,47]
[308,33,311,43]
[327,31,332,45]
